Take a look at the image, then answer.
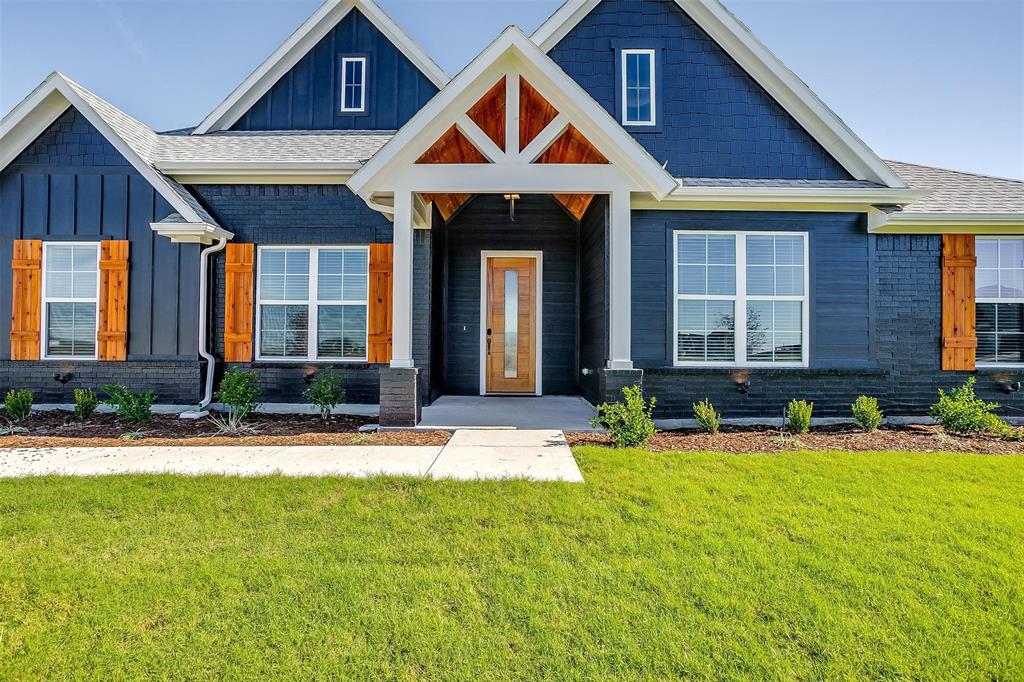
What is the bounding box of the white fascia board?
[532,0,906,189]
[348,27,676,199]
[666,185,929,204]
[192,0,449,135]
[0,72,208,224]
[870,212,1024,233]
[150,221,235,245]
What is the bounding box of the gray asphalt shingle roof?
[885,160,1024,214]
[153,129,394,165]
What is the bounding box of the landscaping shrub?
[216,369,262,420]
[930,377,1021,439]
[851,395,883,432]
[692,398,721,435]
[787,399,813,434]
[3,389,33,422]
[102,383,156,424]
[73,388,99,421]
[304,369,345,420]
[591,385,657,447]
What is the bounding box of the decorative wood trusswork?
[224,243,255,363]
[467,76,506,152]
[519,78,559,152]
[9,239,42,361]
[941,234,977,371]
[416,125,489,165]
[553,194,596,221]
[97,240,130,361]
[536,124,609,165]
[368,243,394,364]
[423,193,473,221]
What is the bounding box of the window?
[257,246,369,362]
[340,57,366,113]
[976,237,1024,365]
[621,49,656,126]
[42,243,99,359]
[674,232,808,366]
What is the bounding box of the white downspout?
[183,237,228,417]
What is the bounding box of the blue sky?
[1,0,1021,179]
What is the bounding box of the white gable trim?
[532,0,906,189]
[0,72,211,225]
[192,0,449,135]
[347,27,677,200]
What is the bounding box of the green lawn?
[1,448,1021,680]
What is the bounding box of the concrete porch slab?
[419,396,599,431]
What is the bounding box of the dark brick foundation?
[379,368,421,427]
[598,368,644,404]
[0,360,203,405]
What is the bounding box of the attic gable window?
[340,56,367,113]
[621,49,656,126]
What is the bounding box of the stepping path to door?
[0,430,584,482]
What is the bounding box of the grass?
[1,448,1022,680]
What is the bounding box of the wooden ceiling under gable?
[412,73,610,223]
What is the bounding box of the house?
[1,0,1022,427]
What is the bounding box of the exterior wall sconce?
[736,380,751,395]
[304,368,317,384]
[53,372,73,384]
[503,194,520,221]
[999,381,1021,395]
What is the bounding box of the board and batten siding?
[630,210,871,368]
[229,7,439,131]
[0,107,200,362]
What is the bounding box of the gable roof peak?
[192,0,449,135]
[532,0,907,189]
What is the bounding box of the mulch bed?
[0,412,450,449]
[567,423,1024,455]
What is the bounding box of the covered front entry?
[482,252,540,395]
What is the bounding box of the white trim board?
[531,0,906,188]
[479,251,544,397]
[192,0,449,134]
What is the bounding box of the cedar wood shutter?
[368,243,393,364]
[941,234,977,371]
[224,243,255,363]
[98,240,130,361]
[10,239,42,360]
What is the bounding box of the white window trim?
[255,245,370,363]
[40,241,101,362]
[621,48,656,127]
[339,56,367,113]
[672,231,810,368]
[975,236,1024,368]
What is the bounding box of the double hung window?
[976,237,1024,365]
[42,243,99,359]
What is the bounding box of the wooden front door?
[485,256,538,394]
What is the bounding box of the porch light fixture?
[304,368,318,385]
[503,194,520,222]
[736,380,751,395]
[52,372,73,385]
[999,381,1021,395]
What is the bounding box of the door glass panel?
[504,270,518,378]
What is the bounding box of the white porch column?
[608,188,633,369]
[391,188,415,368]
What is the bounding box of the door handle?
[486,328,492,354]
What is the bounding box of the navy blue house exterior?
[1,0,1021,425]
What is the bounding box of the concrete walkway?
[419,396,598,431]
[0,429,584,483]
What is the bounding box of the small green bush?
[851,395,883,432]
[787,399,813,434]
[692,398,721,435]
[73,388,99,421]
[102,383,156,424]
[304,369,345,420]
[3,389,33,422]
[930,377,1021,439]
[591,385,657,448]
[216,369,261,420]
